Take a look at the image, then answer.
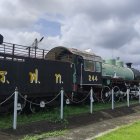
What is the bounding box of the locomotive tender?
[0,34,140,112]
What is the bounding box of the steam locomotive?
[0,34,140,113]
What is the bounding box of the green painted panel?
[105,59,116,65]
[102,63,134,80]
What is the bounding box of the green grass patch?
[0,100,138,129]
[21,130,67,140]
[95,120,140,140]
[0,115,13,129]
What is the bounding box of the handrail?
[0,42,49,60]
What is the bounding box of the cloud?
[0,0,38,29]
[1,0,140,67]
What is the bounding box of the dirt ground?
[0,104,140,140]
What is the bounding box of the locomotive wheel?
[118,91,125,102]
[132,87,139,99]
[120,89,127,102]
[130,94,135,100]
[101,86,111,103]
[113,86,121,102]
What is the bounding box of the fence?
[0,86,140,130]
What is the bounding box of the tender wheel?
[17,96,27,114]
[29,98,40,113]
[29,97,47,113]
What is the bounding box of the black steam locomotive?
[0,34,140,113]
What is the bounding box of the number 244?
[89,75,98,82]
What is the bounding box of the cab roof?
[45,46,102,62]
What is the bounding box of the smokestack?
[126,63,132,68]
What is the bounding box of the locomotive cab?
[46,46,103,93]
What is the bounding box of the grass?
[94,120,140,140]
[21,130,67,140]
[0,100,139,129]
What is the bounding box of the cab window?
[84,60,95,72]
[96,62,101,72]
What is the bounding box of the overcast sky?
[1,0,140,68]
